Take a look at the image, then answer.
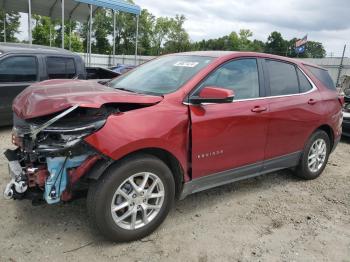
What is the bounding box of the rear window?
[46,57,76,79]
[305,65,335,90]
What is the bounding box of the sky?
[17,0,349,57]
[134,0,350,57]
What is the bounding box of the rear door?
[190,58,270,178]
[263,59,323,161]
[0,55,38,125]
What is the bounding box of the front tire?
[295,130,330,180]
[87,154,175,242]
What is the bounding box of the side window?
[0,56,37,82]
[297,68,313,92]
[47,57,76,79]
[266,60,299,96]
[197,59,260,99]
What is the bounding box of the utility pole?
[3,12,6,42]
[336,44,346,87]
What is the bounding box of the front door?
[189,58,269,178]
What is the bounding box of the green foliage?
[93,9,112,54]
[0,10,20,42]
[265,31,288,55]
[190,29,325,58]
[304,41,326,58]
[163,15,190,54]
[0,7,326,59]
[151,17,172,55]
[32,15,83,52]
[189,29,260,52]
[32,15,55,46]
[138,9,155,55]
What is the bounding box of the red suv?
[4,51,343,242]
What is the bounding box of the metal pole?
[61,0,65,49]
[3,12,6,42]
[69,21,72,50]
[113,10,116,65]
[28,0,32,44]
[135,15,139,65]
[89,4,92,66]
[336,44,346,87]
[86,23,89,63]
[49,25,52,46]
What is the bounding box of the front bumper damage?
[4,156,28,200]
[3,105,110,205]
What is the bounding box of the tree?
[304,41,326,58]
[138,9,155,55]
[163,15,190,53]
[238,29,253,50]
[0,9,20,42]
[92,9,112,54]
[249,40,265,52]
[32,15,83,52]
[32,15,56,46]
[1,6,327,58]
[265,31,288,55]
[152,17,172,55]
[285,38,326,58]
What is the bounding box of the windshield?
[109,55,213,95]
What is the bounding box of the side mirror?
[189,86,234,105]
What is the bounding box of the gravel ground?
[0,127,349,262]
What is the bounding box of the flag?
[295,45,306,54]
[296,35,307,48]
[295,35,307,54]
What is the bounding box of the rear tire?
[87,154,175,242]
[295,130,330,180]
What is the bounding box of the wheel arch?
[129,148,186,199]
[316,124,334,150]
[88,147,187,199]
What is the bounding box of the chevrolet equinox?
[4,51,343,242]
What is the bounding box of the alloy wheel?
[110,172,165,230]
[307,138,327,173]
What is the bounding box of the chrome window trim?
[184,64,317,106]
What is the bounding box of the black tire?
[295,130,331,180]
[87,154,175,242]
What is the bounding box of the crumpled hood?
[13,79,163,119]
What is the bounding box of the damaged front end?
[3,105,114,205]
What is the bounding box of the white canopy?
[0,0,141,65]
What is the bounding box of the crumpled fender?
[84,101,191,182]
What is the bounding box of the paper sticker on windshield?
[174,61,199,67]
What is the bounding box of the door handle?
[308,99,317,105]
[251,106,267,113]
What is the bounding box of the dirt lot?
[0,127,349,262]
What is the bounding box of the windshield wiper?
[114,87,139,93]
[113,86,163,97]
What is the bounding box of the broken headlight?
[34,119,106,153]
[13,106,112,156]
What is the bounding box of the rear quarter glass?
[305,65,335,90]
